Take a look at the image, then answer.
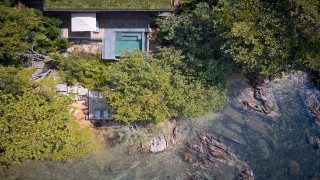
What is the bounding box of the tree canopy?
[157,3,235,85]
[158,0,320,77]
[0,4,67,66]
[0,66,94,165]
[100,50,227,124]
[57,53,108,90]
[221,0,320,75]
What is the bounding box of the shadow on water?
[206,73,320,180]
[2,72,320,180]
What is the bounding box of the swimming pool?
[115,32,142,56]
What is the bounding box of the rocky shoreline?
[103,72,320,178]
[180,131,254,180]
[4,72,320,179]
[243,72,320,153]
[104,72,320,178]
[301,90,320,152]
[140,120,182,154]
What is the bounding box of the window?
[115,32,142,56]
[94,109,109,119]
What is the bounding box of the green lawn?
[45,0,173,9]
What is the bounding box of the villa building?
[37,0,174,59]
[23,0,174,120]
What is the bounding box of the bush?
[101,50,227,124]
[58,55,107,89]
[0,66,94,165]
[54,37,69,50]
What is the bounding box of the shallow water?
[215,72,320,180]
[3,73,320,179]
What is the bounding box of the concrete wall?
[48,12,151,59]
[103,16,149,59]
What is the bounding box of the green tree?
[57,54,107,90]
[101,50,227,124]
[220,0,290,76]
[273,0,320,72]
[157,3,235,85]
[0,5,65,66]
[221,0,320,75]
[0,0,15,7]
[0,66,94,165]
[159,0,320,77]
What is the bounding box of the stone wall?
[66,41,102,55]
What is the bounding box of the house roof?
[44,0,173,11]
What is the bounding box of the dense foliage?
[57,53,107,90]
[0,4,68,66]
[158,0,320,77]
[0,66,94,165]
[100,50,227,124]
[221,0,320,76]
[157,3,234,85]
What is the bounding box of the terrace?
[44,0,173,10]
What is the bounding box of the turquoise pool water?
[115,32,142,56]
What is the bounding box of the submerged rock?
[306,132,320,152]
[180,131,254,180]
[302,90,320,123]
[308,101,320,122]
[182,150,197,164]
[238,168,255,180]
[243,86,276,115]
[314,140,320,151]
[288,160,301,176]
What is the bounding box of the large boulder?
[244,86,276,115]
[150,138,167,153]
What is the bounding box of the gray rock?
[150,138,167,153]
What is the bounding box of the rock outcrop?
[304,90,320,122]
[308,101,320,123]
[104,119,181,155]
[244,86,276,114]
[180,131,254,180]
[301,91,320,151]
[140,120,181,154]
[306,131,320,152]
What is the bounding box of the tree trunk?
[18,0,22,11]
